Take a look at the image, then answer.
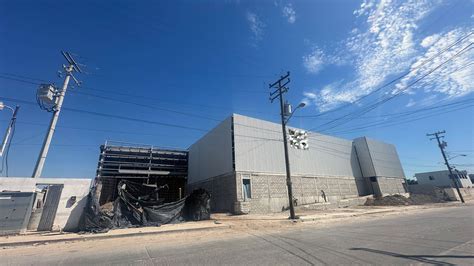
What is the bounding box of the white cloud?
[421,34,440,48]
[246,11,265,45]
[301,0,472,112]
[303,81,362,112]
[282,4,296,24]
[395,28,474,98]
[302,48,325,74]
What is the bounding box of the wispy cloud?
[394,27,474,98]
[302,48,325,74]
[301,0,473,111]
[246,11,265,46]
[282,4,296,24]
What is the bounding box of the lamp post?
[280,101,306,220]
[0,102,20,157]
[269,72,307,220]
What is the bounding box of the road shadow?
[350,247,474,265]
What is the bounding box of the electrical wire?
[297,31,474,119]
[330,103,474,135]
[322,98,474,135]
[310,42,474,133]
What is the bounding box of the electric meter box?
[38,84,56,105]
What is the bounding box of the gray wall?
[0,177,92,232]
[186,172,237,212]
[188,117,234,185]
[353,137,405,178]
[233,114,362,178]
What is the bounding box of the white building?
[415,170,473,188]
[187,114,407,214]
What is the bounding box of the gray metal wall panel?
[0,192,35,235]
[353,137,405,179]
[233,114,362,178]
[188,117,233,184]
[353,137,377,177]
[366,138,406,178]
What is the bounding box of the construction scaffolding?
[95,141,188,205]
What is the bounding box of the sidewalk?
[0,220,229,248]
[212,201,467,230]
[1,201,467,248]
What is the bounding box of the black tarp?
[75,180,210,233]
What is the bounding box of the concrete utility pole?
[269,71,297,219]
[0,104,19,157]
[32,52,82,178]
[427,130,465,203]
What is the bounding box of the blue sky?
[0,0,473,179]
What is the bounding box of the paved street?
[2,205,473,265]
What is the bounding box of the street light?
[0,101,20,161]
[285,102,306,124]
[269,72,307,220]
[0,101,15,113]
[282,101,306,219]
[0,102,20,176]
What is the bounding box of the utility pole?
[427,130,465,203]
[269,71,297,219]
[0,104,20,157]
[32,52,82,178]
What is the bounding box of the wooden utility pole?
[427,130,464,203]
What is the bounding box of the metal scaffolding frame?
[96,141,188,204]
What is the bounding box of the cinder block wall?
[235,172,360,213]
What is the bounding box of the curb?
[0,225,231,248]
[299,209,398,222]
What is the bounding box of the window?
[429,176,434,180]
[242,177,251,200]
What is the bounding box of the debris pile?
[364,194,445,206]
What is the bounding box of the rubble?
[364,194,446,206]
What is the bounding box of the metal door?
[0,192,35,235]
[37,185,63,231]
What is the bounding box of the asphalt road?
[2,205,474,265]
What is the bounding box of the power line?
[0,73,275,115]
[324,98,474,135]
[311,42,473,133]
[296,31,474,119]
[329,103,474,135]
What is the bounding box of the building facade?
[415,170,473,188]
[187,114,407,214]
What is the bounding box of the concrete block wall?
[235,172,360,213]
[377,177,407,195]
[444,187,473,201]
[186,172,237,213]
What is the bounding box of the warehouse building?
[187,114,407,214]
